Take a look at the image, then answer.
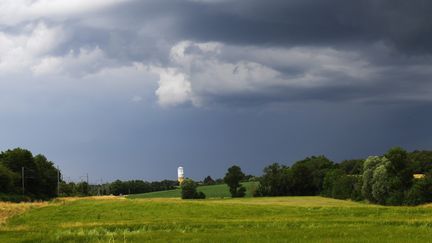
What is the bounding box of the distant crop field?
[2,196,432,242]
[127,181,258,199]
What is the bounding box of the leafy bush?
[181,179,206,199]
[235,186,246,198]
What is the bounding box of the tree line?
[2,146,432,206]
[59,179,178,197]
[0,147,179,201]
[184,147,432,206]
[253,147,432,205]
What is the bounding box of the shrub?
[181,179,206,199]
[196,191,206,199]
[235,186,246,198]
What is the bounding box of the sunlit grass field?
[0,201,47,225]
[2,196,432,242]
[127,182,258,199]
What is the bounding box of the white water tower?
[177,166,184,184]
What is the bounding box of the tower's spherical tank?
[177,166,184,184]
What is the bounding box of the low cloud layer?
[150,40,432,107]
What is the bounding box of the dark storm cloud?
[49,0,425,107]
[2,0,431,106]
[105,0,432,54]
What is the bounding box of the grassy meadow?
[127,181,258,199]
[1,195,432,242]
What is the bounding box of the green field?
[1,196,432,242]
[127,182,258,199]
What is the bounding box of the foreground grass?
[2,196,432,242]
[127,182,258,199]
[0,202,48,225]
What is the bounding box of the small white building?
[178,166,184,184]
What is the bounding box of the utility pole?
[100,179,104,195]
[86,173,89,184]
[57,166,60,196]
[21,167,25,195]
[97,178,103,196]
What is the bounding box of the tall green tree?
[255,163,290,196]
[385,147,408,171]
[408,150,432,173]
[362,154,405,205]
[0,148,38,195]
[0,164,14,193]
[0,148,60,200]
[76,182,90,196]
[338,159,364,174]
[361,156,385,202]
[292,156,334,194]
[322,169,345,197]
[34,154,59,198]
[384,147,412,191]
[224,165,246,197]
[290,163,315,195]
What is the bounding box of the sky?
[0,0,431,182]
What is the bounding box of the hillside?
[127,181,258,199]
